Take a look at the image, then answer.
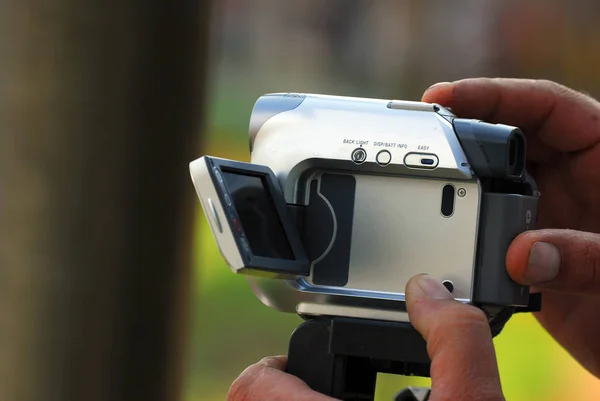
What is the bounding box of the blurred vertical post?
[0,1,212,401]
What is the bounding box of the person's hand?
[423,78,600,379]
[227,274,506,401]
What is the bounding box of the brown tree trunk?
[0,2,212,401]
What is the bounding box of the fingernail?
[526,242,561,282]
[416,274,453,300]
[424,81,451,93]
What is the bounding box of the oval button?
[404,152,439,169]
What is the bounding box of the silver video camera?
[189,93,540,327]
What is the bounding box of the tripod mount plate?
[286,317,430,400]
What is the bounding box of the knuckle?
[538,79,563,92]
[455,304,489,326]
[227,375,251,401]
[538,79,577,98]
[542,79,593,103]
[575,237,600,289]
[535,79,600,111]
[227,364,264,401]
[425,304,489,349]
[537,78,558,88]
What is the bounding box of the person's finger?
[227,355,337,401]
[421,78,600,154]
[506,228,600,294]
[405,274,505,401]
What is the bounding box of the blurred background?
[187,1,600,400]
[3,1,600,401]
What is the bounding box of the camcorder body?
[190,93,540,332]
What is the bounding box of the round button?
[351,148,367,164]
[376,150,392,166]
[442,280,454,293]
[214,168,223,183]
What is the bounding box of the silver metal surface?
[298,173,479,301]
[387,99,436,112]
[248,94,474,196]
[242,93,480,322]
[296,303,411,322]
[190,93,485,322]
[248,94,307,152]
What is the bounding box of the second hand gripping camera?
[189,93,541,399]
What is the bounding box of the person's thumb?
[506,229,600,294]
[405,274,505,401]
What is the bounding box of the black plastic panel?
[473,192,538,306]
[452,118,526,180]
[286,318,430,400]
[303,173,356,286]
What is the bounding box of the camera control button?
[351,148,367,164]
[239,236,250,251]
[376,150,392,166]
[404,152,439,169]
[207,198,223,233]
[214,169,224,183]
